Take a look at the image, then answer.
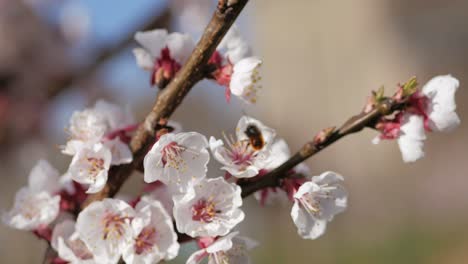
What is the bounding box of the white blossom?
[421,74,460,132]
[186,232,258,264]
[218,25,251,64]
[173,178,244,238]
[143,132,209,192]
[63,100,134,166]
[254,138,292,205]
[28,159,61,194]
[230,57,263,104]
[93,100,135,132]
[52,219,97,264]
[262,138,291,170]
[133,29,194,71]
[103,138,133,166]
[212,26,264,103]
[3,188,60,231]
[291,171,347,240]
[123,196,179,264]
[397,114,426,163]
[3,160,61,231]
[373,75,460,162]
[76,199,135,264]
[210,116,275,178]
[397,74,460,163]
[67,143,112,194]
[63,109,108,155]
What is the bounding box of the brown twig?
[239,98,403,198]
[82,0,250,207]
[170,97,404,247]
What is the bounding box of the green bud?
[402,76,418,96]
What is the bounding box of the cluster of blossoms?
[3,104,349,263]
[134,26,262,104]
[63,100,137,193]
[371,75,460,163]
[2,17,461,263]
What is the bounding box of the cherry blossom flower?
[122,196,179,264]
[418,75,460,132]
[253,138,290,205]
[63,100,135,167]
[291,171,347,240]
[76,198,135,263]
[187,232,258,264]
[373,75,460,162]
[103,138,133,165]
[209,26,263,103]
[133,29,195,87]
[372,113,427,163]
[397,114,426,163]
[67,143,111,194]
[173,178,244,238]
[143,132,209,192]
[51,219,97,264]
[229,57,262,103]
[3,160,61,231]
[63,108,108,155]
[93,100,135,133]
[210,116,276,178]
[218,26,251,65]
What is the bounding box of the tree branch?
[82,0,250,207]
[239,98,402,198]
[170,97,404,246]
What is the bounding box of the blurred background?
[1,0,467,263]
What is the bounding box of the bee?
[244,124,265,150]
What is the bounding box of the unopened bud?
[364,86,385,113]
[402,76,418,97]
[313,127,336,145]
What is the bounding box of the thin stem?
[239,98,401,198]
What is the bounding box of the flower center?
[160,141,186,170]
[134,227,158,255]
[21,197,41,220]
[298,184,337,217]
[86,157,105,178]
[376,118,401,140]
[215,63,234,87]
[192,199,220,223]
[408,91,431,131]
[152,47,181,88]
[222,133,255,168]
[101,213,130,241]
[299,195,321,216]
